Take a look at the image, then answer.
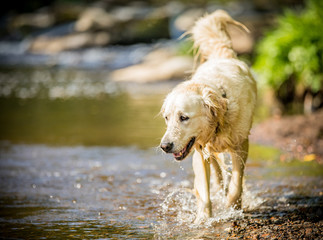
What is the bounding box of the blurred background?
[0,0,322,239]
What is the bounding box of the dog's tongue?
[173,147,186,158]
[173,152,181,158]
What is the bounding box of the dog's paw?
[226,195,242,209]
[194,202,212,224]
[193,212,210,224]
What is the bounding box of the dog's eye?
[164,116,168,121]
[180,115,189,122]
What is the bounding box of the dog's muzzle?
[160,142,174,153]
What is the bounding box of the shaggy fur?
[160,10,257,223]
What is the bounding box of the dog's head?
[160,83,227,161]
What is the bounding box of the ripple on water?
[0,143,322,239]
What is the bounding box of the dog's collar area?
[173,137,196,161]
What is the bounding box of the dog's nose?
[160,142,174,153]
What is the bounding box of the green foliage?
[177,39,195,57]
[254,0,323,93]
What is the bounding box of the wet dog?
[160,10,257,223]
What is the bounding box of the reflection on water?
[0,144,164,238]
[0,68,322,239]
[0,95,166,148]
[0,67,182,148]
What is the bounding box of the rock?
[31,22,76,38]
[73,5,170,45]
[29,32,110,54]
[6,3,85,38]
[227,23,254,54]
[111,4,154,22]
[74,4,171,44]
[11,9,55,29]
[75,7,116,32]
[112,9,170,44]
[110,48,193,83]
[170,8,204,39]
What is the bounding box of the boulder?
[170,8,204,39]
[11,10,55,29]
[227,23,254,54]
[29,32,110,54]
[75,7,116,32]
[110,48,193,83]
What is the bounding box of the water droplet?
[151,189,160,194]
[74,183,82,189]
[160,172,167,178]
[98,188,108,192]
[180,180,190,188]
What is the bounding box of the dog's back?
[190,10,257,146]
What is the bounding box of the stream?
[0,67,322,239]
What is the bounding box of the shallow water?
[0,67,179,148]
[0,68,322,239]
[0,143,322,239]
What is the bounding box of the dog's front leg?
[210,154,223,193]
[226,138,249,208]
[192,150,211,223]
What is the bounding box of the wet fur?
[160,10,257,223]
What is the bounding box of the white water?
[153,153,264,238]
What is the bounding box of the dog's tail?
[190,10,249,61]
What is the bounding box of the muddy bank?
[250,110,323,164]
[227,196,323,239]
[196,195,323,239]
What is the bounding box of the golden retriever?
[160,10,257,223]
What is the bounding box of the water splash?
[159,188,196,224]
[153,183,264,239]
[242,184,264,211]
[153,153,265,237]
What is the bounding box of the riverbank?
[250,110,323,164]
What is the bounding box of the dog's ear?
[160,92,171,115]
[202,87,227,129]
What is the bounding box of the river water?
[0,68,322,239]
